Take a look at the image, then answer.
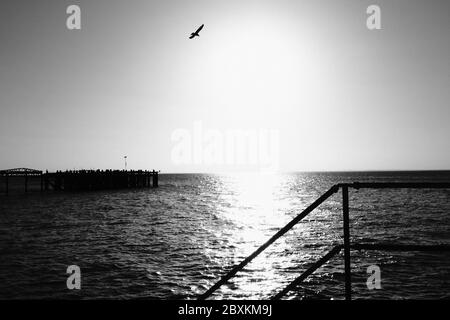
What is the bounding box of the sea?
[1,171,449,300]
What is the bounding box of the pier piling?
[153,170,158,188]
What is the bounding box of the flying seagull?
[189,24,204,39]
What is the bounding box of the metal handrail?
[351,243,450,252]
[342,182,450,189]
[198,185,340,300]
[199,182,450,300]
[271,245,343,300]
[271,243,450,300]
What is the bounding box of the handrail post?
[342,185,351,300]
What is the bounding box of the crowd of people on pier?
[45,169,158,191]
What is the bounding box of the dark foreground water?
[1,171,450,300]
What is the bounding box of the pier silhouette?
[0,168,159,194]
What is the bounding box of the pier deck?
[0,168,159,193]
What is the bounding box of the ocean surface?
[1,171,450,300]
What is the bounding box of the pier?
[0,168,159,194]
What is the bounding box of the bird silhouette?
[189,24,204,39]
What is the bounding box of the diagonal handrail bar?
[273,243,450,300]
[198,185,340,300]
[271,245,343,300]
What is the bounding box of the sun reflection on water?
[208,173,304,299]
[196,172,344,299]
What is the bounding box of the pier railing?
[199,182,450,300]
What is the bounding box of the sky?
[0,0,449,172]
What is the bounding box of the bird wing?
[195,24,204,33]
[189,34,195,39]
